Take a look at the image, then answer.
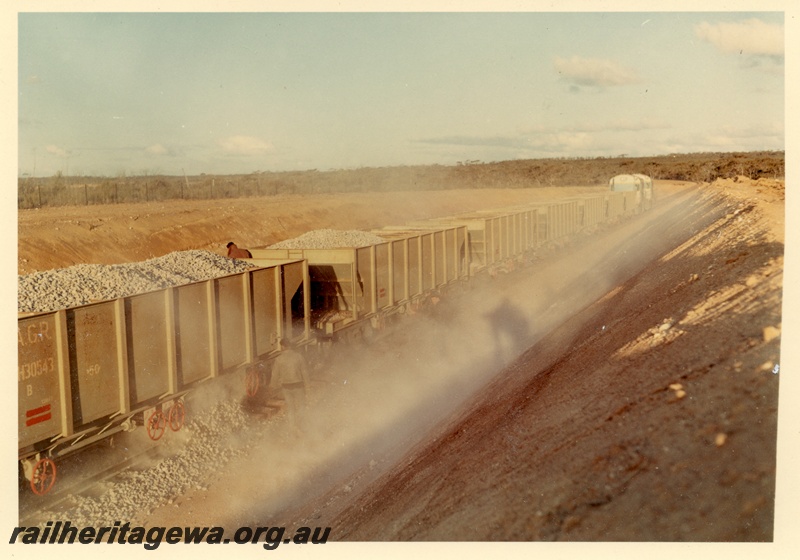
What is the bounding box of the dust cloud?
[201,188,700,528]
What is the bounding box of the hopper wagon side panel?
[174,280,215,387]
[280,260,310,342]
[444,228,456,282]
[456,227,469,278]
[215,274,251,373]
[469,225,487,269]
[18,312,70,452]
[432,231,445,286]
[356,247,375,316]
[419,233,434,291]
[126,291,174,405]
[374,243,392,310]
[406,236,422,298]
[390,238,408,303]
[583,195,606,228]
[67,302,126,426]
[250,267,281,359]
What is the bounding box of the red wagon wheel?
[146,409,167,441]
[30,457,57,496]
[245,366,260,397]
[168,400,186,432]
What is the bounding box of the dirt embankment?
[17,186,604,275]
[286,178,784,541]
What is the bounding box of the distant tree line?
[17,151,784,209]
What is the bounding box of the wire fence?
[16,175,296,209]
[16,167,531,209]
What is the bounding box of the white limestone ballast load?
[267,229,387,250]
[18,250,254,313]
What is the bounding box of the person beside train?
[270,338,311,433]
[226,241,252,259]
[484,297,531,364]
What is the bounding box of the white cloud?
[145,143,168,155]
[553,56,640,88]
[663,122,785,153]
[536,131,594,152]
[219,135,274,156]
[522,119,670,135]
[602,118,671,132]
[45,144,68,157]
[701,123,784,148]
[717,122,784,140]
[417,118,672,157]
[694,19,784,57]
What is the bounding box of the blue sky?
[16,6,788,177]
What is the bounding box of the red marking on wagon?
[25,404,52,426]
[26,404,51,418]
[26,413,52,427]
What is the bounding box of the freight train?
[17,179,652,495]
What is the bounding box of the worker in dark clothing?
[226,241,252,259]
[270,339,311,433]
